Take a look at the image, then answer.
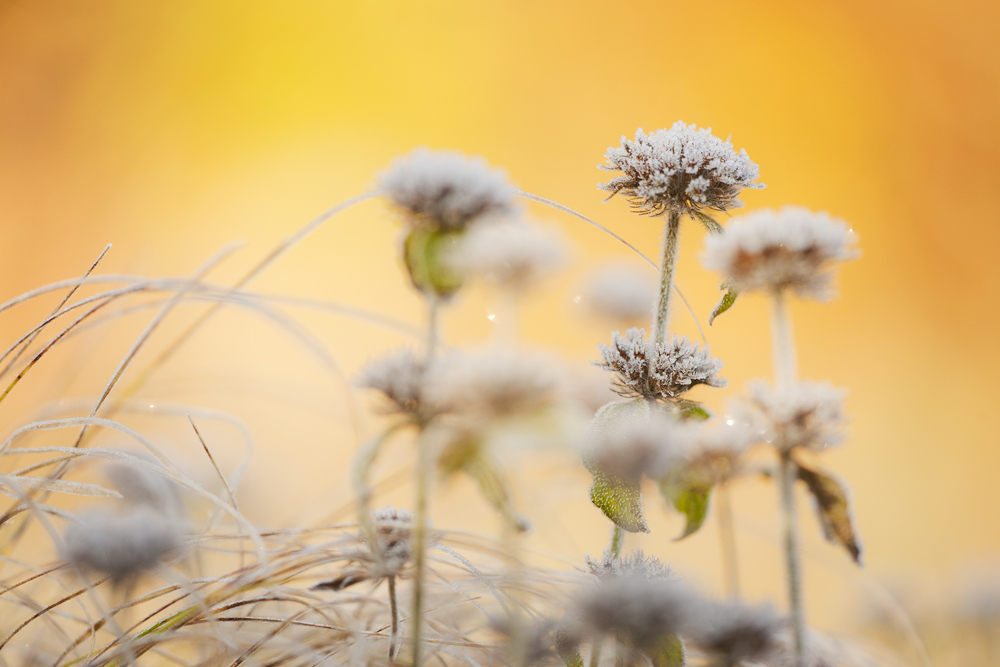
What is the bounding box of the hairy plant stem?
[607,524,625,560]
[770,287,805,665]
[652,211,681,347]
[716,481,741,598]
[412,296,441,667]
[388,575,400,659]
[589,638,603,667]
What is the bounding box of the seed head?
[585,548,671,581]
[63,508,183,583]
[599,122,763,218]
[743,380,847,451]
[701,206,859,299]
[357,349,427,416]
[446,219,566,292]
[368,506,413,579]
[683,598,784,665]
[379,148,517,231]
[580,263,655,324]
[595,328,726,400]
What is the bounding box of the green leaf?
[584,399,652,534]
[692,210,724,235]
[403,227,465,298]
[708,279,739,326]
[658,471,713,541]
[795,458,863,564]
[646,633,686,667]
[672,399,710,421]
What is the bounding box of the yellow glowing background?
[1,0,998,659]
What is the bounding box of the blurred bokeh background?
[1,1,998,663]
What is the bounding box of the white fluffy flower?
[583,411,690,481]
[742,380,847,451]
[357,349,427,415]
[596,327,726,400]
[573,575,693,650]
[64,508,184,582]
[586,548,671,581]
[379,148,517,230]
[581,263,655,324]
[446,219,566,292]
[599,122,763,217]
[701,206,859,299]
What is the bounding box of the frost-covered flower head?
[583,411,690,481]
[104,459,185,519]
[368,506,413,579]
[427,347,561,419]
[742,380,847,451]
[63,508,184,583]
[658,417,757,486]
[585,548,671,581]
[580,263,655,324]
[596,327,726,400]
[446,219,567,292]
[573,575,692,650]
[379,148,517,231]
[357,348,428,416]
[701,206,859,300]
[683,598,784,665]
[599,122,763,218]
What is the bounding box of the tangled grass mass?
[1,120,929,667]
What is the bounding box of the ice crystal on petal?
[598,122,763,217]
[585,548,671,581]
[446,219,566,292]
[581,263,655,324]
[743,380,847,451]
[701,205,859,299]
[358,349,427,415]
[64,509,183,582]
[595,327,726,400]
[379,148,517,230]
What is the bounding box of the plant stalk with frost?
[701,205,861,667]
[599,122,763,343]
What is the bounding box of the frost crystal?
[701,206,859,299]
[595,327,726,400]
[64,509,183,582]
[427,347,560,419]
[744,380,847,451]
[598,122,763,217]
[446,220,566,292]
[379,148,517,230]
[581,263,655,323]
[358,349,427,415]
[585,548,671,581]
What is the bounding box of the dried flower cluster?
[358,348,428,415]
[599,122,764,217]
[743,379,847,451]
[63,508,183,583]
[580,263,656,323]
[446,220,566,292]
[585,548,671,581]
[379,148,517,230]
[701,205,859,299]
[596,327,726,400]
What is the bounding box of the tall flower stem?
[607,524,625,559]
[412,295,441,667]
[769,287,805,665]
[652,210,681,346]
[388,575,400,659]
[716,481,741,598]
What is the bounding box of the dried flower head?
[104,459,184,518]
[368,506,413,579]
[357,348,427,416]
[379,148,517,230]
[683,598,784,665]
[585,548,671,581]
[668,418,757,483]
[583,411,689,481]
[427,347,561,419]
[446,219,567,292]
[596,328,726,400]
[63,508,183,582]
[580,263,655,324]
[574,575,692,650]
[490,615,560,667]
[701,206,859,299]
[599,122,763,217]
[743,380,847,451]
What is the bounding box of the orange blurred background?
[1,0,998,660]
